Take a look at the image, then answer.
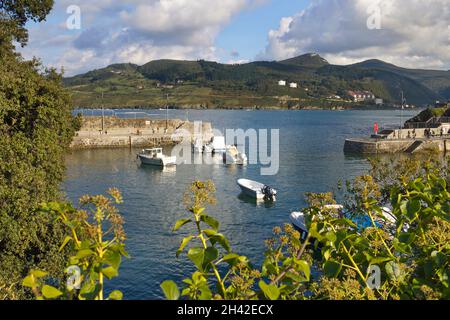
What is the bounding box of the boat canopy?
[143,148,163,153]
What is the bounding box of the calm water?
[63,109,418,299]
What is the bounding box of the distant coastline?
[73,104,419,112]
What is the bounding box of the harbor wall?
[344,138,449,154]
[71,116,213,149]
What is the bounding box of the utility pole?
[399,90,405,139]
[166,93,169,131]
[401,90,405,128]
[101,91,105,134]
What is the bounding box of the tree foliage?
[0,0,78,299]
[0,0,53,46]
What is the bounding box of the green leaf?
[203,247,219,267]
[160,280,180,300]
[325,231,337,243]
[259,280,280,300]
[203,229,217,237]
[323,260,342,277]
[200,215,219,231]
[187,247,205,270]
[22,276,36,288]
[294,259,310,281]
[406,199,421,218]
[42,285,63,299]
[209,233,231,252]
[108,290,123,300]
[59,236,72,252]
[198,284,213,300]
[173,218,192,231]
[176,236,194,258]
[75,249,94,259]
[398,232,415,245]
[222,253,240,265]
[31,270,48,278]
[385,261,404,282]
[104,250,121,269]
[369,256,394,265]
[102,266,119,279]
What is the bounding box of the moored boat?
[210,136,227,153]
[192,138,203,153]
[224,145,248,165]
[290,206,397,239]
[237,179,277,201]
[138,148,176,167]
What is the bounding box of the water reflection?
[237,193,276,208]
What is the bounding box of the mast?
[401,90,404,129]
[101,91,105,133]
[166,93,169,130]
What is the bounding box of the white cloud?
[21,0,254,75]
[120,0,247,46]
[261,0,450,69]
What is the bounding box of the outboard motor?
[262,185,277,201]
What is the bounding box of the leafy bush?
[22,189,128,300]
[163,156,449,300]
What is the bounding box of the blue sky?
[216,0,309,62]
[20,0,450,76]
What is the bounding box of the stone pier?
[70,116,213,149]
[344,137,450,154]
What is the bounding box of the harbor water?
[63,109,418,299]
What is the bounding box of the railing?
[436,117,450,124]
[73,109,169,120]
[404,116,449,129]
[404,122,429,129]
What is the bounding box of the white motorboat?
[290,205,344,239]
[224,145,247,165]
[290,205,398,239]
[203,144,213,153]
[210,136,227,153]
[192,138,203,153]
[237,179,277,201]
[138,148,176,167]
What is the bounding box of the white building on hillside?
[278,80,286,86]
[289,82,298,88]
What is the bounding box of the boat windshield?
[143,148,163,156]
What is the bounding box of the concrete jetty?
[344,137,450,154]
[344,121,450,154]
[70,116,213,149]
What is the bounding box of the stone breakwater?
[70,116,213,149]
[344,138,450,154]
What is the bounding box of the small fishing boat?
[138,148,176,167]
[224,145,247,165]
[203,144,213,153]
[210,136,227,153]
[192,138,203,153]
[237,179,277,201]
[290,206,396,239]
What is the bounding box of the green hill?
[64,54,450,109]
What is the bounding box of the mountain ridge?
[65,54,450,109]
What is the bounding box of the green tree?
[0,0,53,47]
[0,0,78,299]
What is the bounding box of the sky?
[18,0,450,76]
